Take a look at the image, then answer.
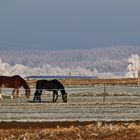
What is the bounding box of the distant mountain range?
[0,46,140,74]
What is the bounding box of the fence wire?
[0,85,140,97]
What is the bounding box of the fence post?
[102,84,106,103]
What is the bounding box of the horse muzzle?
[62,95,67,103]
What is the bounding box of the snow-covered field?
[0,85,140,122]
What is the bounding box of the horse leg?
[38,95,41,102]
[33,89,42,102]
[38,89,43,102]
[11,89,16,99]
[53,91,58,102]
[33,95,40,102]
[36,95,40,102]
[16,88,19,98]
[33,95,36,102]
[33,90,38,102]
[0,88,3,99]
[33,96,39,102]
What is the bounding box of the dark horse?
[33,79,67,103]
[0,75,30,99]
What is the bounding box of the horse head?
[25,89,30,98]
[62,92,67,103]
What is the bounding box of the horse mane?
[53,79,66,94]
[22,79,30,90]
[51,79,64,87]
[15,75,30,90]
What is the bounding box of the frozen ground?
[0,85,140,122]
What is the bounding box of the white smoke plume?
[126,54,140,78]
[0,59,98,78]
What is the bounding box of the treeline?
[0,46,140,73]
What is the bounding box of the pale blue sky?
[0,0,140,50]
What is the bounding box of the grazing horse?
[33,79,67,103]
[0,75,30,99]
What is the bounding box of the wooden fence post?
[102,84,106,103]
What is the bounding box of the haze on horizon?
[0,0,140,50]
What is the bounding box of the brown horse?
[0,75,30,99]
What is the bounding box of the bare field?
[27,78,140,86]
[1,121,140,140]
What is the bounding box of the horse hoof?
[0,95,3,99]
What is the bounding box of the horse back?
[36,79,64,90]
[0,75,24,88]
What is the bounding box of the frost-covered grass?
[0,88,140,122]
